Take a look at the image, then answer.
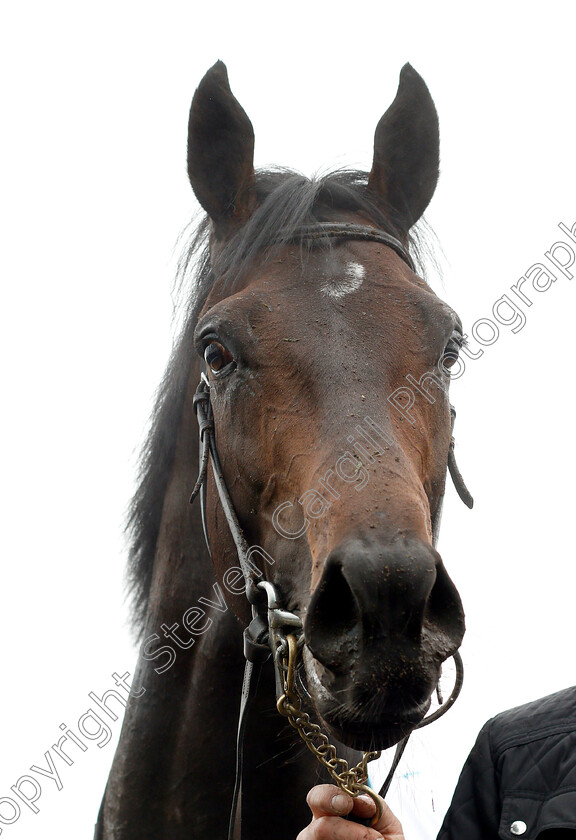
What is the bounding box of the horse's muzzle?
[302,536,465,749]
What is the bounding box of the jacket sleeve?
[436,719,501,840]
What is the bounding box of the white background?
[1,2,575,837]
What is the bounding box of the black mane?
[126,168,429,636]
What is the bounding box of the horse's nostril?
[425,561,466,649]
[305,560,361,668]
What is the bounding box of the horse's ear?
[187,61,256,237]
[368,64,439,232]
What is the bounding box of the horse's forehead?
[256,246,431,314]
[304,247,371,299]
[253,246,397,297]
[207,245,446,333]
[318,257,366,300]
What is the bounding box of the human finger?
[305,784,354,819]
[301,786,404,840]
[359,794,404,839]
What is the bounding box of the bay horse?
[95,61,471,839]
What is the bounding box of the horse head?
[187,61,466,752]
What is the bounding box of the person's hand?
[297,784,405,840]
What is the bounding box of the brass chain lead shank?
[276,634,383,825]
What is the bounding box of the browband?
[277,222,415,272]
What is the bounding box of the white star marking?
[321,261,366,299]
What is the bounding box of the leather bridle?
[274,222,416,271]
[189,223,473,837]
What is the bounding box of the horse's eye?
[204,341,235,374]
[441,332,464,371]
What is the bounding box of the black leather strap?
[280,222,415,271]
[224,615,271,840]
[190,376,263,600]
[448,406,474,509]
[228,659,265,840]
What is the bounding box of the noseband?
[189,223,473,835]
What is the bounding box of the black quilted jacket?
[437,687,576,839]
